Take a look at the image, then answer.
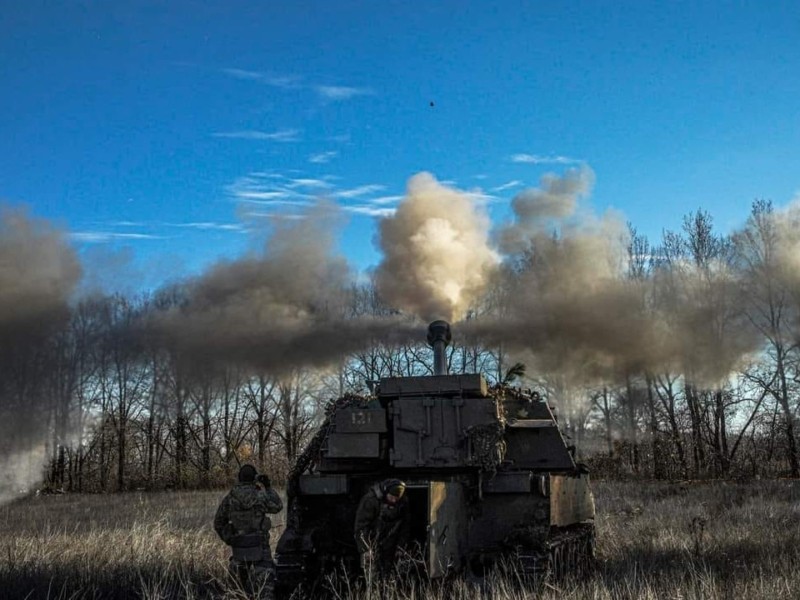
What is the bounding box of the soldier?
[214,464,283,599]
[353,478,410,577]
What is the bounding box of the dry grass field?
[2,480,800,599]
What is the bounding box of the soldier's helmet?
[238,464,257,482]
[381,478,406,498]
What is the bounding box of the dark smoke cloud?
[0,206,82,501]
[0,206,82,337]
[148,202,417,372]
[469,212,664,383]
[463,168,763,390]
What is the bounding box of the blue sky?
[2,1,799,288]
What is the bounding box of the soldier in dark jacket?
[214,464,283,599]
[353,478,410,576]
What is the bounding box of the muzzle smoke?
[148,202,416,372]
[465,166,764,389]
[374,172,498,322]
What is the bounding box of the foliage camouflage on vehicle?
[274,321,595,596]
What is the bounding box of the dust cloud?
[374,172,498,322]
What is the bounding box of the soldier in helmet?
[214,464,283,599]
[353,478,410,577]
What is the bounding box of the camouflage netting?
[286,393,373,529]
[489,384,539,419]
[466,422,506,474]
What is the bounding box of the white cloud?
[109,220,146,227]
[286,178,334,189]
[510,153,582,165]
[309,151,338,164]
[234,191,288,201]
[343,205,397,218]
[172,222,245,232]
[243,211,308,222]
[315,85,372,100]
[239,198,313,208]
[223,68,372,102]
[223,68,265,81]
[227,172,393,219]
[227,172,321,205]
[491,180,523,192]
[213,129,301,142]
[70,232,163,243]
[465,191,499,204]
[369,195,403,206]
[222,68,302,89]
[334,184,386,199]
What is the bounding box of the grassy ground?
[1,480,800,599]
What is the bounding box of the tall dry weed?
[1,482,799,599]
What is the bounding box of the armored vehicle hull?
[275,321,595,594]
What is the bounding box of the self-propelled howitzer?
[275,320,595,594]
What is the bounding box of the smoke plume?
[148,202,415,372]
[0,207,82,499]
[499,165,595,254]
[475,205,662,383]
[0,207,82,337]
[375,172,499,322]
[465,166,762,389]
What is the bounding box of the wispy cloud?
[314,85,372,100]
[228,173,323,205]
[334,184,386,199]
[227,172,395,219]
[109,220,147,227]
[171,222,246,232]
[70,232,164,243]
[465,191,499,204]
[242,210,308,222]
[223,68,266,81]
[222,68,372,102]
[234,191,288,201]
[213,129,301,142]
[286,177,333,189]
[309,151,338,164]
[222,68,303,89]
[491,180,523,192]
[369,195,403,206]
[327,134,351,143]
[510,153,582,165]
[343,205,397,217]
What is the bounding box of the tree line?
[2,199,800,492]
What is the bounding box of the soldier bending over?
[215,464,283,599]
[354,478,410,577]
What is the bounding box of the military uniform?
[214,480,283,599]
[353,482,410,576]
